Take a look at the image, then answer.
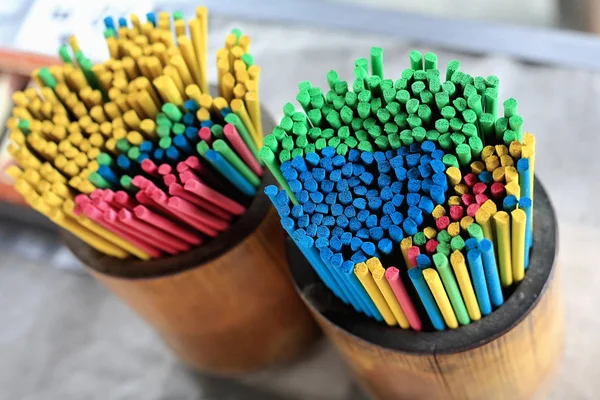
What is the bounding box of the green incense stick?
[484,87,499,119]
[162,103,182,122]
[424,52,438,70]
[467,223,484,241]
[159,137,172,149]
[89,171,111,189]
[503,98,518,118]
[456,143,472,166]
[509,115,524,142]
[433,253,471,325]
[371,47,384,78]
[119,175,137,193]
[469,137,484,159]
[127,147,140,161]
[409,50,423,70]
[225,113,261,163]
[438,230,451,243]
[213,139,260,187]
[450,235,465,252]
[97,153,113,167]
[446,60,460,81]
[503,130,517,146]
[259,147,297,204]
[486,75,499,88]
[436,243,451,257]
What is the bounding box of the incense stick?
[5,8,264,260]
[264,48,537,331]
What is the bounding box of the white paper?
[14,0,154,62]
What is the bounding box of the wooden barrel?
[63,104,321,374]
[287,177,562,399]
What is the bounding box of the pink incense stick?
[75,194,92,207]
[84,204,163,258]
[92,197,109,210]
[152,190,219,237]
[223,123,263,176]
[135,190,176,220]
[407,246,420,269]
[102,190,121,208]
[169,183,232,221]
[141,159,160,177]
[118,209,190,253]
[104,207,179,255]
[490,182,505,200]
[133,205,203,245]
[176,162,190,174]
[90,189,104,200]
[184,156,204,174]
[132,175,155,191]
[114,191,137,210]
[385,267,423,331]
[179,170,201,184]
[184,179,245,216]
[198,127,213,146]
[167,196,229,231]
[157,163,173,176]
[163,174,178,186]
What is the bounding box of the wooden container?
[63,170,320,375]
[288,178,562,400]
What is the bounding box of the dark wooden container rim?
[288,177,558,355]
[63,172,276,280]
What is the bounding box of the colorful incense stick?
[264,48,537,331]
[5,8,264,260]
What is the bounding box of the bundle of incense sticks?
[4,8,264,260]
[263,49,536,331]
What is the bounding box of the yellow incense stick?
[51,209,129,259]
[506,181,521,199]
[369,258,410,329]
[493,211,513,287]
[485,155,500,172]
[423,268,458,329]
[400,237,412,268]
[424,227,437,240]
[245,91,263,140]
[448,195,461,206]
[231,99,261,147]
[163,65,186,96]
[171,55,195,88]
[475,208,495,256]
[220,73,235,103]
[492,166,505,182]
[448,222,460,237]
[450,251,481,321]
[446,166,461,186]
[432,204,446,220]
[495,144,508,157]
[355,262,397,326]
[196,6,209,93]
[454,183,468,195]
[481,145,495,161]
[177,35,202,88]
[500,155,514,168]
[460,216,474,231]
[470,161,485,174]
[511,209,526,282]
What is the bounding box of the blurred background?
[1,0,599,399]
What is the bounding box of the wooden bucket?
[63,167,320,375]
[288,177,563,399]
